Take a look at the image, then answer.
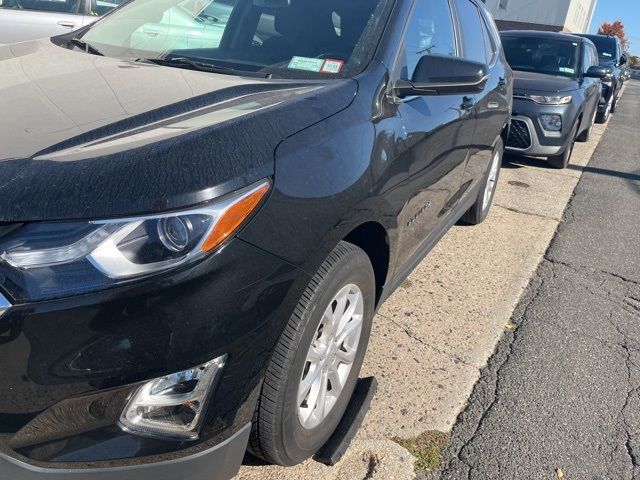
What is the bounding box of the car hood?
[0,40,357,222]
[512,70,579,95]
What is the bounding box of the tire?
[460,137,503,226]
[596,98,612,124]
[611,90,619,114]
[576,109,596,143]
[547,123,578,169]
[249,241,375,466]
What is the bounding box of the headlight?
[0,180,270,302]
[540,114,563,132]
[529,95,572,105]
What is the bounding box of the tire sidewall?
[477,137,503,221]
[279,247,375,464]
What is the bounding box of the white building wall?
[484,0,571,28]
[484,0,598,33]
[564,0,598,33]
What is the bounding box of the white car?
[0,0,124,44]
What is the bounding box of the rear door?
[455,0,509,188]
[0,0,86,44]
[391,0,477,267]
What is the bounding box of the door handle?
[498,77,506,87]
[57,21,76,29]
[461,97,475,111]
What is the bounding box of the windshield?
[584,36,616,60]
[502,36,581,78]
[78,0,393,79]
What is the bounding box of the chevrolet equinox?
[0,0,512,478]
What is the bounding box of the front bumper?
[0,424,250,480]
[0,237,309,478]
[506,99,576,157]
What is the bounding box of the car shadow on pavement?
[502,154,640,184]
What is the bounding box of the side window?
[399,0,457,81]
[480,15,497,64]
[0,0,82,13]
[454,0,488,64]
[582,44,590,73]
[90,0,127,16]
[591,46,598,67]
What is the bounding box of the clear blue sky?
[589,0,640,55]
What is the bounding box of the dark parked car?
[576,34,628,123]
[0,0,512,479]
[501,31,606,169]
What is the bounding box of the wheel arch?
[343,221,391,307]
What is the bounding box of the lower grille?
[506,119,532,150]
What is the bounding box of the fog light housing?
[118,355,227,440]
[540,114,563,132]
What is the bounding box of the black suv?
[0,0,511,478]
[502,31,606,169]
[577,34,628,123]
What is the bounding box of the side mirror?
[619,54,628,66]
[394,54,489,98]
[585,65,609,79]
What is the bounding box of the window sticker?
[559,67,576,74]
[288,56,325,72]
[320,59,344,74]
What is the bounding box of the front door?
[457,0,511,187]
[0,0,86,45]
[390,0,477,268]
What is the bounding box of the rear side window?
[454,0,487,64]
[399,0,457,81]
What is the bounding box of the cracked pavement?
[436,80,640,480]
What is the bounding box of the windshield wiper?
[69,38,104,56]
[137,57,269,78]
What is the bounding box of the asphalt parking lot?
[438,79,640,480]
[236,86,627,480]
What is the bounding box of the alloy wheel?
[482,150,501,211]
[297,284,364,430]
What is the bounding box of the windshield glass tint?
[502,36,580,78]
[586,36,616,59]
[80,0,393,78]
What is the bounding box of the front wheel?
[610,91,619,113]
[577,108,597,143]
[596,98,613,124]
[547,123,578,169]
[460,137,503,225]
[249,241,375,466]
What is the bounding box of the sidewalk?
[438,80,640,479]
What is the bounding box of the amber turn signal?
[201,181,270,252]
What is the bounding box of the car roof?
[576,33,618,44]
[500,30,586,43]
